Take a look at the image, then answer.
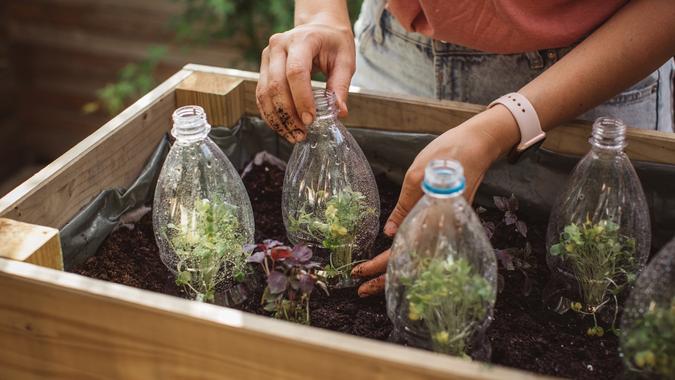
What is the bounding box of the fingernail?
[384,221,397,236]
[357,285,368,298]
[301,112,313,126]
[351,264,362,277]
[285,133,296,144]
[292,129,305,142]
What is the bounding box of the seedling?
[166,198,248,303]
[478,194,532,295]
[402,257,493,356]
[288,188,374,283]
[481,194,528,240]
[247,240,328,325]
[622,297,675,377]
[550,218,637,334]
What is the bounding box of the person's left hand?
[351,105,520,297]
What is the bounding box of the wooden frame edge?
[0,68,194,226]
[0,219,62,270]
[0,258,551,380]
[181,64,675,165]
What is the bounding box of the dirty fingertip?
[384,221,398,236]
[284,132,296,144]
[301,112,314,126]
[292,129,306,142]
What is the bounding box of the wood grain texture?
[0,218,62,270]
[175,71,244,127]
[0,258,551,380]
[0,69,193,228]
[4,0,250,163]
[1,65,673,380]
[184,64,675,164]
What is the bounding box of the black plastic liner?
[60,116,675,270]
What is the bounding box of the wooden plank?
[7,23,245,70]
[183,64,675,165]
[0,219,62,270]
[0,258,550,380]
[175,72,245,127]
[542,122,675,164]
[6,0,176,43]
[0,69,193,228]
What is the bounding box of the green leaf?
[176,270,192,286]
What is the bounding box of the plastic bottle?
[386,159,497,359]
[620,238,674,378]
[153,105,254,303]
[282,89,380,287]
[545,117,650,330]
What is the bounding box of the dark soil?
[73,160,624,380]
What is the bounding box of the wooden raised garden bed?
[1,64,674,380]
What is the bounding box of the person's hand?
[256,21,355,143]
[351,105,521,297]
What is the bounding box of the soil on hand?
[73,161,623,379]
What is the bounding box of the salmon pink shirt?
[386,0,627,53]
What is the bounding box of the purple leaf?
[247,251,266,264]
[298,273,316,294]
[495,249,515,271]
[493,196,508,212]
[504,211,517,226]
[243,244,258,253]
[267,271,288,294]
[516,220,528,238]
[482,221,495,240]
[292,245,313,262]
[263,239,283,248]
[508,194,519,211]
[304,261,322,269]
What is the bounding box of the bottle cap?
[422,159,465,196]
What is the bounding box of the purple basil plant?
[246,240,328,324]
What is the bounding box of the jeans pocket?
[606,81,658,106]
[581,79,659,130]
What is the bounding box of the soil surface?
[73,161,625,379]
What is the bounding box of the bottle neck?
[422,160,466,199]
[171,105,211,143]
[589,117,626,154]
[313,89,339,123]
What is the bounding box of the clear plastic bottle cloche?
[386,160,497,359]
[282,89,380,287]
[153,105,254,303]
[620,237,674,378]
[545,117,650,331]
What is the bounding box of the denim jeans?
[352,0,674,132]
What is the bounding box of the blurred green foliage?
[88,0,363,115]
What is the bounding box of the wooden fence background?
[0,0,249,193]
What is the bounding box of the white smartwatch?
[488,92,546,160]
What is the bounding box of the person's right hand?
[256,21,355,143]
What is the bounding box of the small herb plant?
[478,195,532,295]
[288,188,374,282]
[622,297,675,377]
[247,240,328,325]
[550,218,637,335]
[402,256,493,356]
[480,194,528,241]
[167,198,248,303]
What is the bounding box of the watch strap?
[488,92,546,154]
